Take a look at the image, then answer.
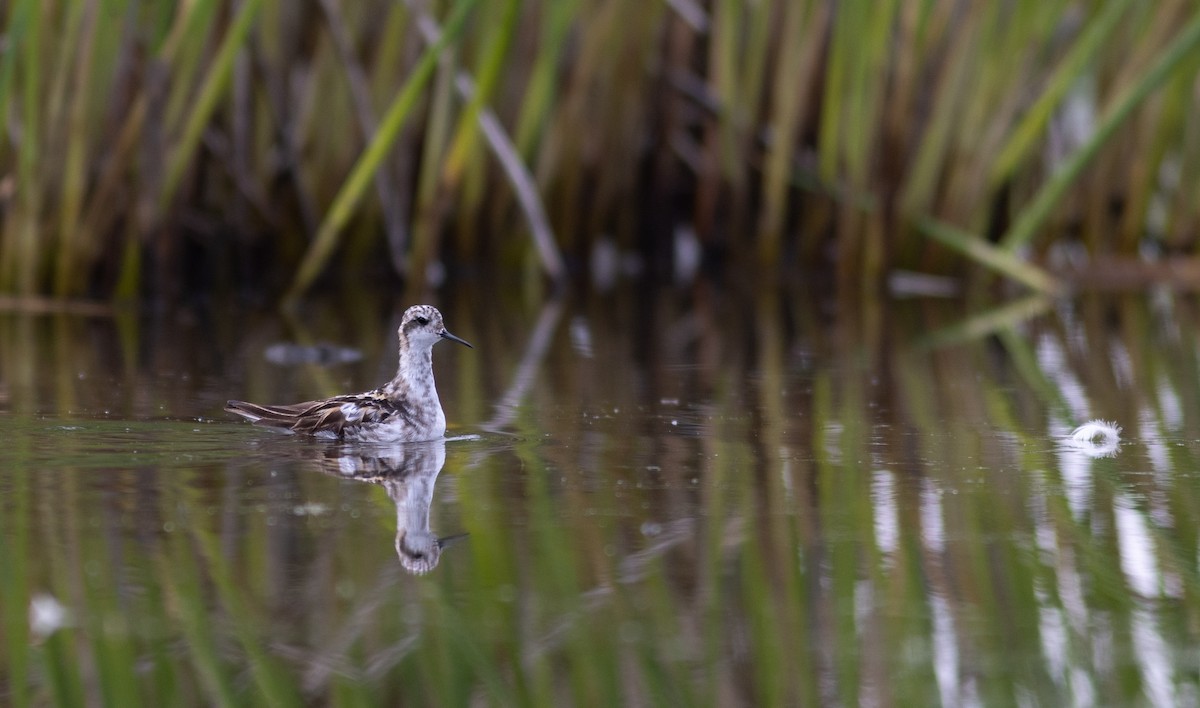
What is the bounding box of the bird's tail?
[225,400,302,425]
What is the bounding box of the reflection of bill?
[1063,419,1122,459]
[319,438,467,575]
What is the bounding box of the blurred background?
[5,2,1200,706]
[2,0,1200,302]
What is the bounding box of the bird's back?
[225,391,443,442]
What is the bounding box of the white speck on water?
[1063,419,1122,458]
[293,502,330,516]
[671,420,678,426]
[570,316,595,358]
[661,398,680,405]
[30,594,70,638]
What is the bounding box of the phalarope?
[226,305,471,442]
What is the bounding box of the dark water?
[2,288,1199,706]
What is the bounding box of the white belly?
[342,409,447,443]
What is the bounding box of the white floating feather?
[1064,419,1122,458]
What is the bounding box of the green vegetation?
[2,1,1200,298]
[1,290,1200,704]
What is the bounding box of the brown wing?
[226,393,412,438]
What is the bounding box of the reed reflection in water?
[0,290,1199,705]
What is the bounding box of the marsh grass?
[4,3,1200,297]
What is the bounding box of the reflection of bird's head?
[396,529,440,575]
[395,530,469,575]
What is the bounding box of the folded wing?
[226,396,381,437]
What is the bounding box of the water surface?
[1,289,1198,706]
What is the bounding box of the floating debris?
[263,343,363,366]
[1064,420,1122,458]
[292,502,332,517]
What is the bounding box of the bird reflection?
[316,438,466,574]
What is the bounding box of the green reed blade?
[54,0,101,296]
[409,53,457,284]
[160,0,263,211]
[159,536,240,707]
[368,3,411,102]
[0,2,26,169]
[913,294,1051,350]
[898,14,981,219]
[162,0,221,140]
[318,0,409,274]
[0,456,31,707]
[68,480,142,708]
[514,0,578,159]
[996,327,1073,418]
[988,0,1132,189]
[709,0,741,182]
[43,0,87,157]
[918,216,1061,293]
[1167,89,1200,251]
[79,0,216,239]
[852,0,899,186]
[190,522,303,706]
[429,591,520,705]
[1001,10,1200,251]
[1117,71,1182,252]
[759,0,821,252]
[285,0,479,304]
[40,632,85,707]
[442,0,520,184]
[12,0,42,294]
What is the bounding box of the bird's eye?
[415,316,429,325]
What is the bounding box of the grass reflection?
[2,291,1200,704]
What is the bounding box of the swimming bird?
[226,305,472,442]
